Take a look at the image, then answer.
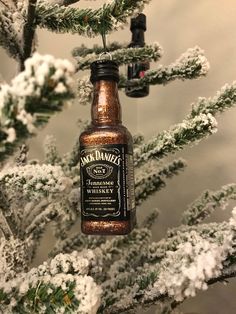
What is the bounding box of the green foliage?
[35,0,151,36]
[75,44,163,70]
[72,42,125,57]
[182,184,236,225]
[135,159,187,205]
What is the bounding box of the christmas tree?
[0,0,236,313]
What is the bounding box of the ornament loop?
[99,51,113,60]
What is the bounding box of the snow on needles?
[0,53,75,145]
[154,230,233,302]
[0,164,73,201]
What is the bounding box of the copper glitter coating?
[80,80,136,235]
[82,213,136,235]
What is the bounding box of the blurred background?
[1,0,236,313]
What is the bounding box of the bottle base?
[125,88,149,98]
[81,220,134,235]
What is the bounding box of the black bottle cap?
[130,13,146,31]
[90,59,119,84]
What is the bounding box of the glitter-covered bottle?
[80,60,136,235]
[125,13,150,98]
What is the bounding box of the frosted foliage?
[0,164,73,201]
[0,237,32,281]
[182,184,236,225]
[1,1,236,313]
[0,53,74,150]
[0,250,102,314]
[11,52,74,100]
[75,43,163,70]
[155,231,233,301]
[134,113,217,167]
[1,274,102,314]
[171,46,210,76]
[76,46,210,105]
[77,76,93,105]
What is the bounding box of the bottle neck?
[131,28,145,47]
[91,80,122,126]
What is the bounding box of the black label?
[80,144,135,221]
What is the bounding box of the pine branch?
[0,164,72,203]
[0,53,74,161]
[100,220,234,314]
[44,135,62,165]
[25,203,58,236]
[119,46,209,89]
[106,230,152,280]
[141,208,160,229]
[21,0,38,71]
[97,221,233,311]
[75,43,163,70]
[135,159,187,206]
[0,163,73,246]
[182,184,236,226]
[0,212,14,238]
[94,229,152,283]
[77,46,209,105]
[167,221,230,239]
[0,9,23,60]
[189,81,236,118]
[134,113,217,167]
[208,263,236,285]
[0,236,32,281]
[50,234,106,257]
[134,80,236,167]
[50,198,79,241]
[72,42,125,57]
[15,144,29,166]
[133,133,145,147]
[99,265,160,314]
[0,188,21,238]
[35,0,152,36]
[0,250,102,313]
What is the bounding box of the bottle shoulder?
[79,124,133,146]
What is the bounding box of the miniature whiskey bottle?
[80,60,136,235]
[125,13,150,98]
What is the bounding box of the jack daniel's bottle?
[125,13,150,98]
[80,60,136,235]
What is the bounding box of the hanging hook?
[101,6,108,52]
[99,51,112,60]
[101,31,107,52]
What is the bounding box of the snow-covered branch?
[44,135,62,165]
[50,234,106,258]
[0,164,72,203]
[99,211,236,314]
[77,46,209,105]
[0,163,73,246]
[135,159,187,206]
[72,42,125,58]
[0,53,74,161]
[75,43,163,70]
[189,81,236,118]
[0,250,101,313]
[0,8,23,60]
[141,208,160,229]
[120,46,209,89]
[35,0,152,36]
[134,113,217,167]
[182,184,236,225]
